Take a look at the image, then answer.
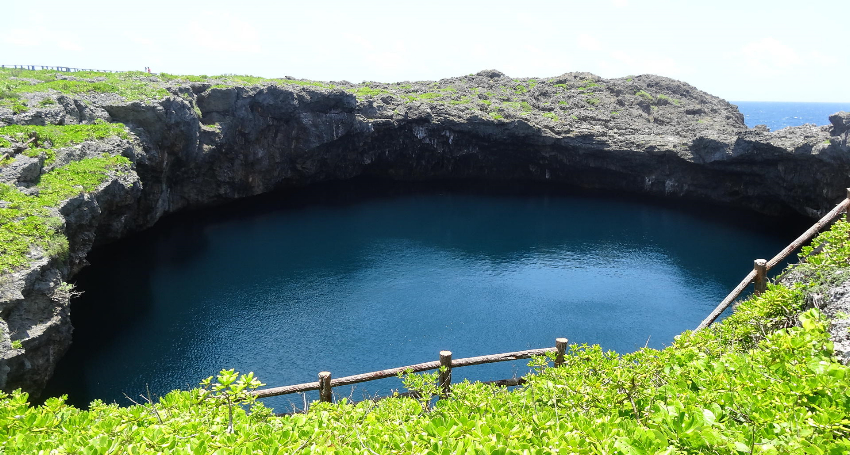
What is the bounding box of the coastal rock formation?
[0,70,849,397]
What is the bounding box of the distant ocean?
[732,101,850,131]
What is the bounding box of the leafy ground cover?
[1,218,849,453]
[0,151,131,274]
[0,121,128,165]
[0,68,169,104]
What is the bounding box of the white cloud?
[577,34,603,52]
[807,50,839,66]
[609,50,683,77]
[740,37,801,71]
[59,40,83,51]
[127,35,156,47]
[345,35,410,73]
[187,13,262,54]
[2,27,83,51]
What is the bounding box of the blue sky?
[3,0,848,102]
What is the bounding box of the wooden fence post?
[753,259,767,295]
[439,351,452,397]
[555,338,568,367]
[318,371,332,403]
[845,189,850,220]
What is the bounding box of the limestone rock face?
[0,151,142,395]
[820,274,850,365]
[1,71,850,397]
[830,112,850,136]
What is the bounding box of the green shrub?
[0,122,128,165]
[352,86,389,98]
[0,152,130,273]
[635,90,654,101]
[0,69,168,101]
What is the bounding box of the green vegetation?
[503,101,533,112]
[11,100,28,114]
[3,216,850,452]
[542,112,559,121]
[635,90,654,102]
[0,150,130,274]
[404,92,443,102]
[10,340,22,349]
[656,94,681,105]
[449,96,473,105]
[279,79,336,89]
[490,112,504,120]
[0,68,169,102]
[0,122,129,165]
[157,73,210,83]
[586,97,600,106]
[351,86,389,98]
[576,80,600,91]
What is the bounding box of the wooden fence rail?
[1,65,126,73]
[252,338,568,401]
[696,189,850,330]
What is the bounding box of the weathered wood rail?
[696,189,850,330]
[1,64,125,73]
[252,338,568,402]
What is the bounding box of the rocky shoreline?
[1,69,849,398]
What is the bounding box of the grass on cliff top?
[0,68,169,102]
[2,220,850,453]
[0,122,129,165]
[0,154,131,274]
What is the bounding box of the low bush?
[0,150,131,274]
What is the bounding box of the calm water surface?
[45,181,807,410]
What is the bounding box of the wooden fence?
[696,189,850,330]
[1,65,125,73]
[251,338,568,402]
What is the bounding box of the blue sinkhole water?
[44,180,809,411]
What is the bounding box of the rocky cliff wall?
[1,70,849,397]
